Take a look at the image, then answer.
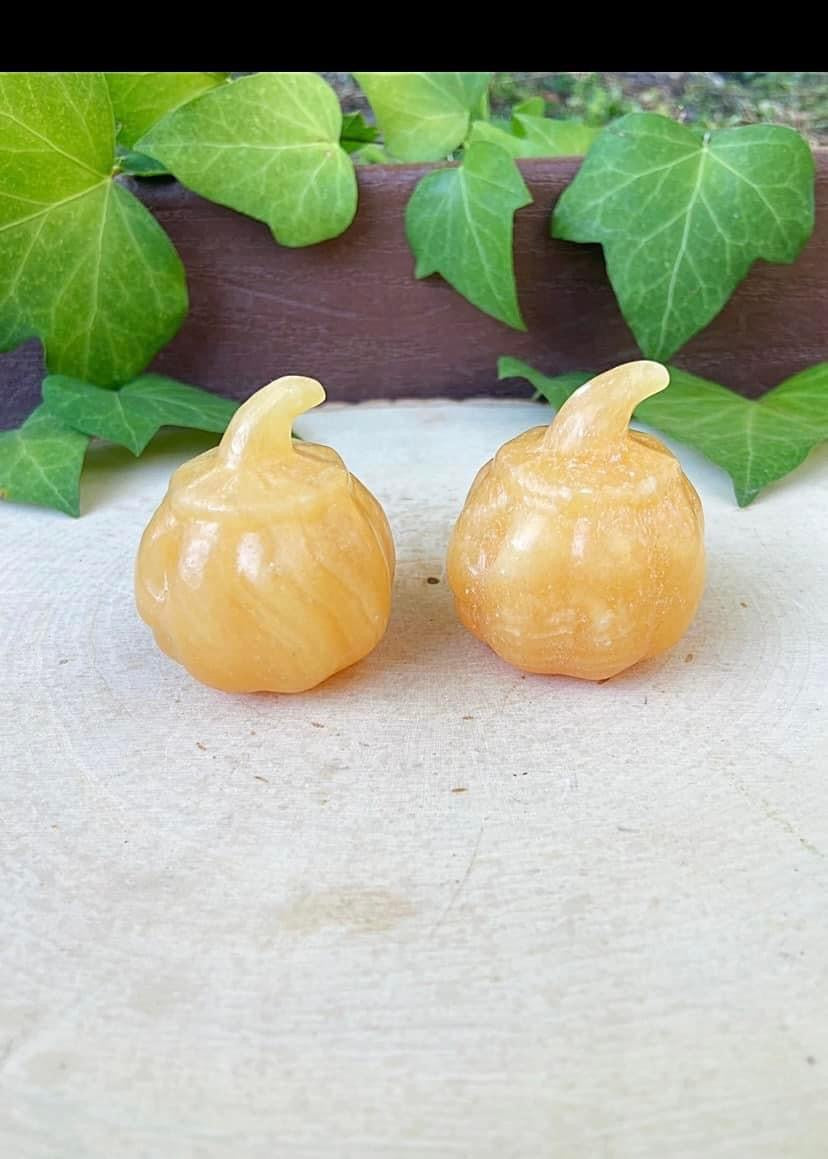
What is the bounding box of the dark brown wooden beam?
[2,154,826,428]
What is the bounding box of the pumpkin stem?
[543,361,669,455]
[220,376,326,469]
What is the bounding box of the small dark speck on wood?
[740,600,749,608]
[462,714,474,720]
[311,721,325,729]
[451,787,468,794]
[255,775,270,783]
[196,741,207,751]
[684,652,694,663]
[426,576,440,585]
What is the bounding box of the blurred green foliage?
[324,72,828,145]
[488,73,828,143]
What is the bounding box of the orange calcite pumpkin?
[135,376,395,693]
[447,361,705,680]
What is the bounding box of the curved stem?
[544,361,669,455]
[219,376,326,470]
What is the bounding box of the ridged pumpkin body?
[447,362,705,681]
[135,377,395,693]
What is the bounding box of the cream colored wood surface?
[1,401,827,1158]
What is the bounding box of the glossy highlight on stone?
[447,361,705,680]
[135,376,395,693]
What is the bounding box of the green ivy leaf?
[406,142,531,330]
[340,111,378,154]
[138,73,358,247]
[512,112,600,155]
[639,364,828,506]
[513,97,546,118]
[0,72,187,385]
[354,72,492,161]
[498,356,828,506]
[352,143,393,165]
[468,120,541,157]
[551,114,815,361]
[116,149,170,178]
[498,356,592,405]
[0,406,89,516]
[469,114,599,158]
[105,72,228,149]
[42,373,238,455]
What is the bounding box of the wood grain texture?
[1,402,827,1157]
[1,154,827,428]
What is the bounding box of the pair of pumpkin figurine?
[135,362,706,694]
